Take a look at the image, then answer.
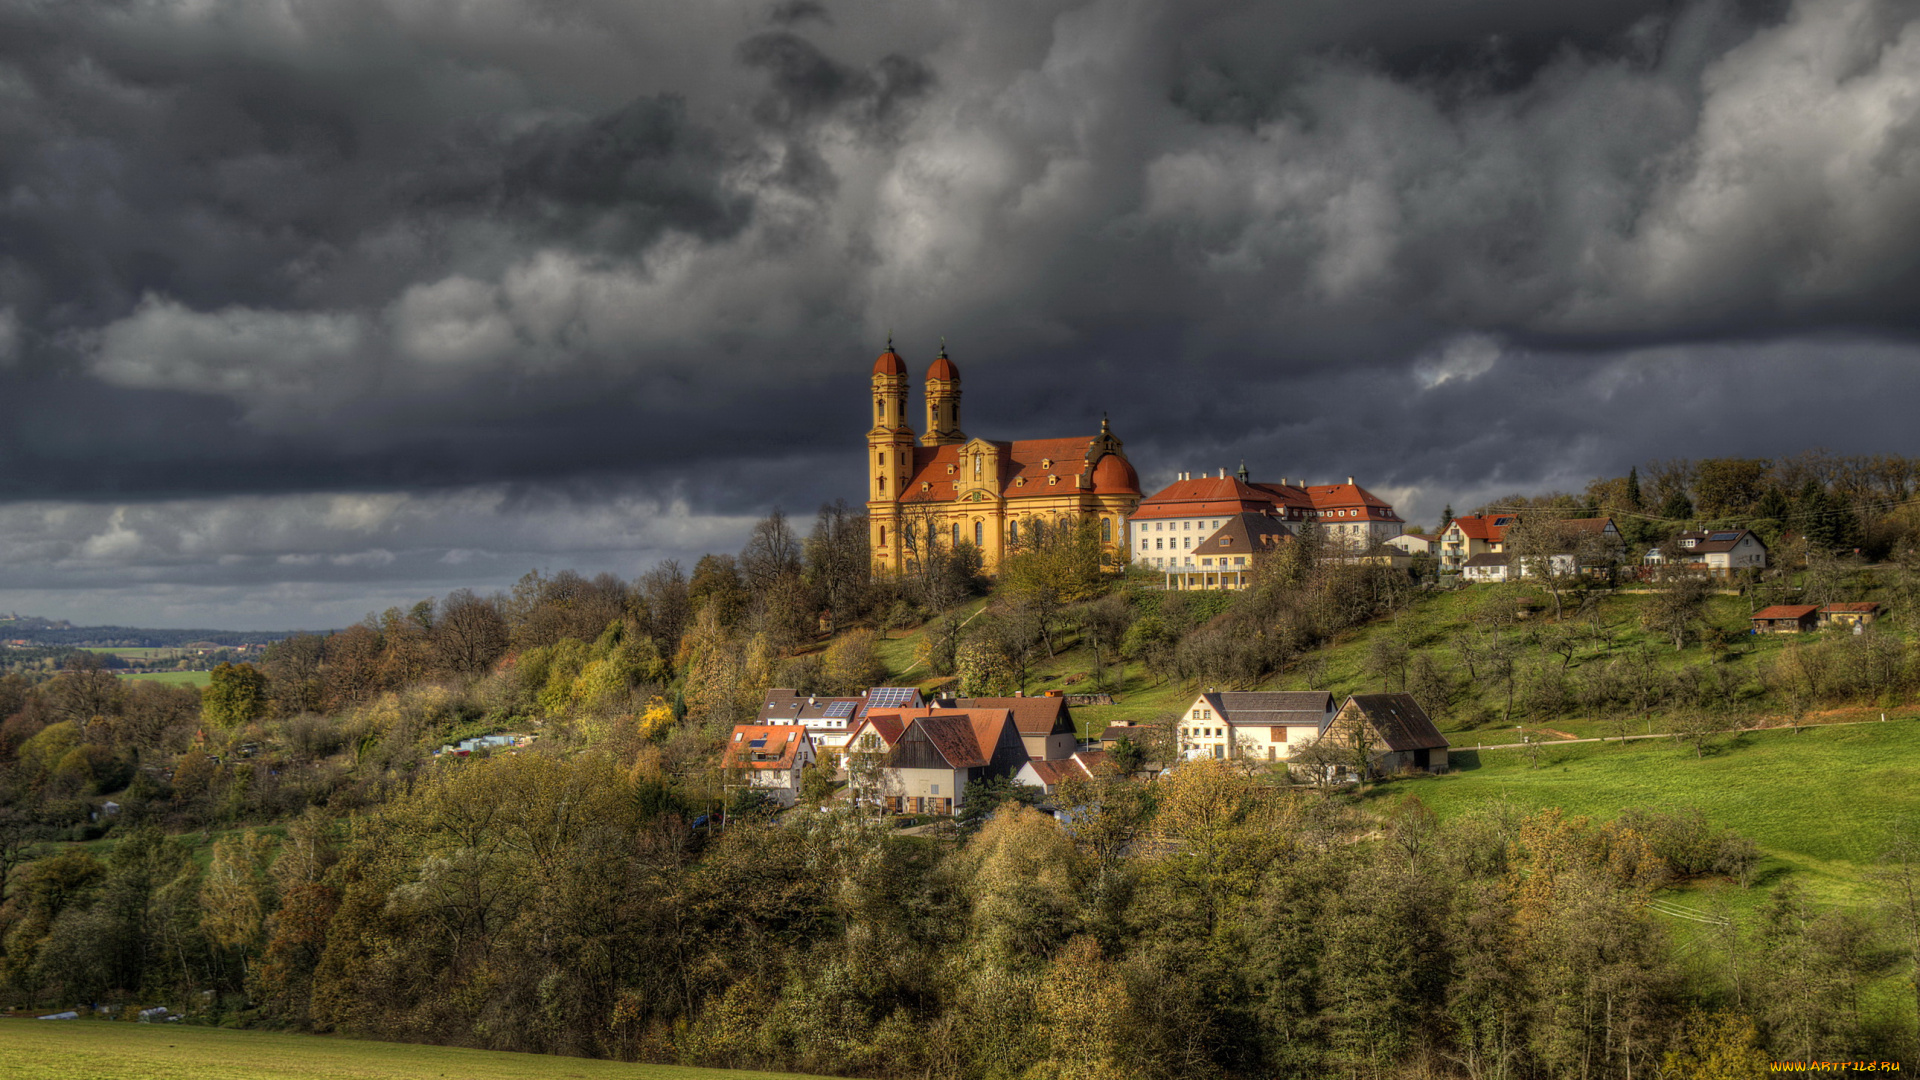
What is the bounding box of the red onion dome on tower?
[872,337,907,376]
[925,342,960,382]
[1092,453,1140,495]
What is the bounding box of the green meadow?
[0,1022,831,1080]
[115,670,213,687]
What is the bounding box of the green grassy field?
[1372,718,1920,906]
[90,647,187,660]
[115,670,212,687]
[0,1021,831,1080]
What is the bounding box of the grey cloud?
[2,0,1919,626]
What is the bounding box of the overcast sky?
[1,0,1917,629]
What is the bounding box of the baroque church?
[866,340,1144,575]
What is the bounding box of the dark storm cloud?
[2,0,1918,626]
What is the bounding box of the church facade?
[866,341,1144,575]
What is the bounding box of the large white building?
[1128,469,1404,582]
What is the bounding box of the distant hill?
[0,617,307,648]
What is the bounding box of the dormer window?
[946,464,956,474]
[1048,475,1058,486]
[921,481,932,491]
[1040,458,1052,469]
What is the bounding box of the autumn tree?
[203,662,269,729]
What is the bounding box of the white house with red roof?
[1128,468,1404,578]
[721,725,817,808]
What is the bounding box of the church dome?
[1091,453,1140,495]
[873,344,907,377]
[926,349,960,382]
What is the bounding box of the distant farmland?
[115,670,212,688]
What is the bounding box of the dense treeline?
[1472,450,1920,559]
[3,755,1913,1075]
[3,490,1919,1074]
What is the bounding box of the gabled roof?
[1661,529,1765,555]
[722,725,812,770]
[1195,513,1293,556]
[1447,514,1515,542]
[1340,694,1448,752]
[1462,552,1510,567]
[908,712,1003,768]
[950,696,1072,737]
[757,689,865,725]
[1204,691,1334,729]
[1098,723,1147,743]
[1752,604,1820,620]
[1822,602,1880,614]
[1131,476,1292,520]
[846,713,909,748]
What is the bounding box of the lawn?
[0,1021,833,1080]
[116,671,213,687]
[1370,718,1920,906]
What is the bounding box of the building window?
[952,523,961,547]
[878,526,887,547]
[1102,517,1112,543]
[1156,538,1163,550]
[975,520,984,546]
[1048,475,1058,486]
[875,399,883,421]
[974,453,982,480]
[1010,520,1020,544]
[931,784,939,795]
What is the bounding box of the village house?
[851,709,1028,816]
[1318,694,1450,779]
[757,687,926,767]
[1013,749,1111,796]
[1460,552,1511,583]
[1177,691,1336,762]
[721,725,817,808]
[944,695,1078,760]
[1438,514,1515,573]
[1820,602,1880,629]
[1751,604,1820,633]
[1384,533,1437,558]
[1645,529,1769,577]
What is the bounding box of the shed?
[1751,604,1820,634]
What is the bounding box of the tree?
[1642,571,1710,651]
[739,509,803,593]
[689,554,749,627]
[803,500,870,633]
[821,630,886,695]
[432,589,509,676]
[954,775,1045,834]
[638,559,692,657]
[1670,710,1721,759]
[1876,818,1920,1038]
[203,662,269,729]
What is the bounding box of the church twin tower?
[865,339,1144,575]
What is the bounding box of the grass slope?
[0,1022,831,1080]
[1372,719,1920,906]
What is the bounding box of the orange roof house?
[1751,605,1820,633]
[722,725,817,808]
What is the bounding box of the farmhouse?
[1014,750,1111,796]
[1320,694,1449,778]
[945,695,1077,760]
[1646,529,1768,576]
[853,708,1030,816]
[1176,690,1336,762]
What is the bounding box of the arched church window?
[1009,520,1020,544]
[973,454,982,480]
[876,399,883,421]
[974,520,983,546]
[878,526,887,548]
[951,522,961,548]
[1102,517,1112,544]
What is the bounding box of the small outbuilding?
[1751,604,1820,634]
[1820,602,1880,629]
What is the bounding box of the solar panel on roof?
[1709,532,1740,541]
[823,700,856,719]
[867,687,917,708]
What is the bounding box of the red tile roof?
[722,725,812,770]
[900,437,1138,502]
[1133,477,1401,522]
[1752,605,1820,620]
[951,696,1071,737]
[1447,514,1515,542]
[1822,602,1880,614]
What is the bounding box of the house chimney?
[1014,690,1024,698]
[1281,477,1289,487]
[1347,476,1354,485]
[1218,467,1225,479]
